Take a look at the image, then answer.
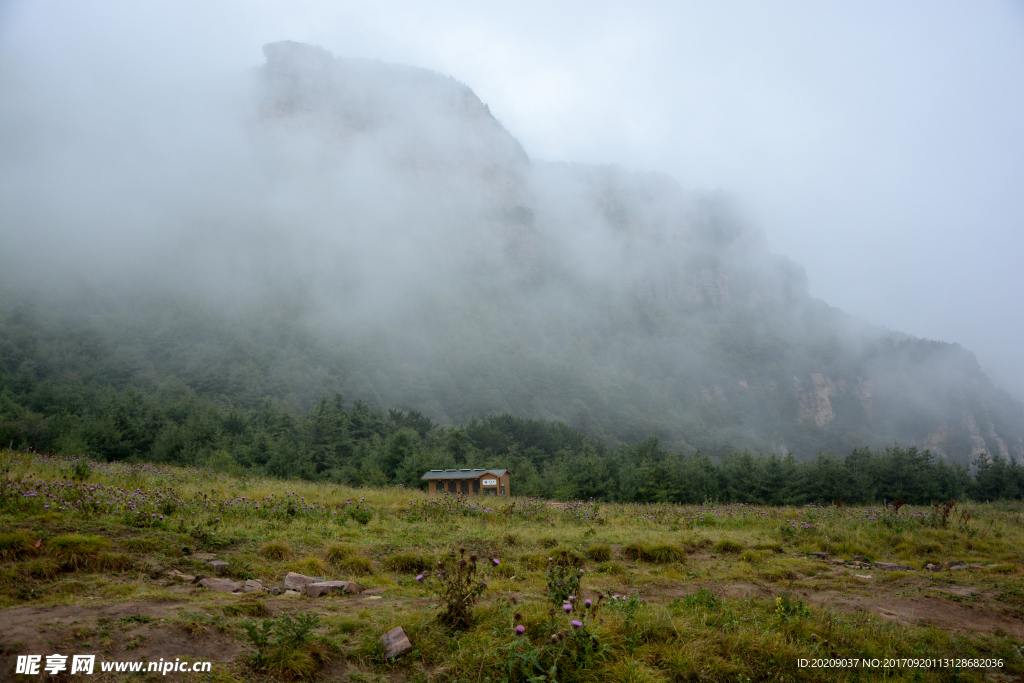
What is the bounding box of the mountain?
[1,40,1022,464]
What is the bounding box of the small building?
[421,468,510,495]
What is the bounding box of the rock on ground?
[199,578,244,593]
[381,626,413,659]
[306,581,364,598]
[284,572,324,590]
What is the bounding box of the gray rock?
[852,555,871,564]
[270,587,283,595]
[199,578,244,593]
[208,561,230,575]
[283,590,301,597]
[925,563,941,572]
[284,572,324,590]
[306,581,365,598]
[874,562,913,571]
[362,587,385,595]
[244,579,264,592]
[167,569,196,582]
[809,552,828,560]
[381,626,413,660]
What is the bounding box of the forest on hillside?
[3,301,1022,502]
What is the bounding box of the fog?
[1,1,1022,461]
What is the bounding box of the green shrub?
[622,543,684,563]
[383,552,432,573]
[337,556,373,576]
[595,560,624,575]
[259,541,292,560]
[0,531,37,560]
[712,539,743,554]
[94,552,134,572]
[586,544,611,562]
[19,557,60,579]
[545,549,584,607]
[48,534,111,570]
[421,546,487,629]
[325,544,351,564]
[244,613,328,678]
[291,556,328,577]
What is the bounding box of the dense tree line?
[2,369,1022,502]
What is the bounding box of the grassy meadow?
[2,449,1023,682]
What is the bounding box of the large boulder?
[306,581,364,598]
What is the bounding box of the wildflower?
[571,620,582,628]
[585,599,592,607]
[492,558,500,566]
[515,625,526,634]
[416,574,424,582]
[562,603,572,612]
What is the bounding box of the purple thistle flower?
[571,620,582,628]
[563,603,572,612]
[492,558,500,566]
[416,574,424,582]
[585,599,592,607]
[515,625,525,634]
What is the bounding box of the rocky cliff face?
[232,43,1024,462]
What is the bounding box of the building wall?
[424,473,511,495]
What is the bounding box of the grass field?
[1,449,1023,682]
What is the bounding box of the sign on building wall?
[482,478,497,486]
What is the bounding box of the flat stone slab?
[809,552,828,560]
[306,581,365,598]
[381,626,413,660]
[284,572,324,590]
[208,561,230,574]
[362,587,385,595]
[199,578,244,593]
[874,562,913,571]
[244,579,264,592]
[167,570,196,582]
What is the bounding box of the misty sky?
[2,0,1023,400]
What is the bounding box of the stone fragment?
[809,552,828,560]
[381,626,413,660]
[199,578,244,593]
[270,587,283,595]
[852,555,871,564]
[874,562,913,571]
[208,561,230,575]
[854,574,873,580]
[284,572,324,590]
[828,559,845,565]
[167,569,196,582]
[306,581,365,598]
[925,563,941,572]
[362,587,385,595]
[244,579,264,592]
[283,590,301,597]
[365,595,382,600]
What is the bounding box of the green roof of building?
[420,468,507,480]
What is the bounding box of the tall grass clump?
[259,541,292,560]
[0,531,38,560]
[47,534,111,570]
